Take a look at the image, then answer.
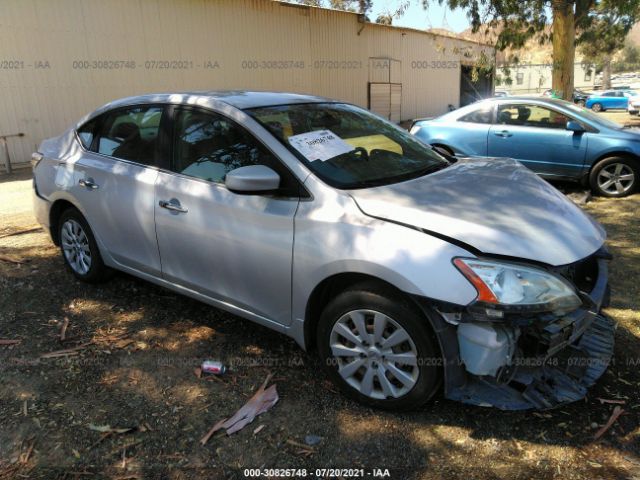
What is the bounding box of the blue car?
[585,90,637,112]
[410,97,640,197]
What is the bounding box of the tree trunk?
[602,56,612,90]
[551,0,575,101]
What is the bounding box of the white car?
[628,95,640,115]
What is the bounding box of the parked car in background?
[494,90,510,97]
[542,89,590,106]
[32,91,615,411]
[410,96,640,197]
[628,94,640,116]
[586,90,637,112]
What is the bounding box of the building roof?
[276,1,494,48]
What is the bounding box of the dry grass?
[0,167,639,479]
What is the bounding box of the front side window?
[77,118,99,149]
[171,108,300,195]
[496,104,570,129]
[97,106,163,165]
[247,103,447,189]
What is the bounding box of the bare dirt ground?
[1,113,640,479]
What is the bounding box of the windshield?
[563,102,623,130]
[247,103,447,189]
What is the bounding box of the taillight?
[31,152,43,171]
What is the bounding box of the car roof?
[81,90,337,124]
[412,96,581,124]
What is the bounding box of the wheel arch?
[588,151,640,176]
[430,143,455,156]
[49,199,79,245]
[302,272,441,354]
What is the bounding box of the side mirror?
[566,120,585,133]
[225,165,280,194]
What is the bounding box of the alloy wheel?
[597,163,635,195]
[61,219,92,275]
[329,309,419,400]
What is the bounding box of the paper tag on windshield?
[288,130,353,162]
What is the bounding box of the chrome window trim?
[72,107,311,202]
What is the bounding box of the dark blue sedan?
[410,97,640,197]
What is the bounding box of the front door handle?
[78,178,99,189]
[159,199,188,213]
[494,130,513,138]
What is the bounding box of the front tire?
[59,208,112,282]
[589,157,639,197]
[591,103,603,112]
[317,286,441,410]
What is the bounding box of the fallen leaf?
[0,255,27,264]
[594,406,625,440]
[253,424,265,435]
[0,227,41,239]
[88,424,133,434]
[200,374,279,444]
[194,367,202,379]
[597,398,626,405]
[41,342,92,358]
[60,317,69,342]
[0,339,21,346]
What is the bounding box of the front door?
[488,103,588,178]
[154,107,300,325]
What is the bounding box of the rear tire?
[589,156,639,198]
[317,285,441,410]
[58,208,113,283]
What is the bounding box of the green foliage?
[578,0,640,64]
[612,42,640,72]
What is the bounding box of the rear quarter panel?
[413,121,489,156]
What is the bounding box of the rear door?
[72,105,164,275]
[153,106,301,325]
[487,103,588,178]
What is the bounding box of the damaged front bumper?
[419,250,616,410]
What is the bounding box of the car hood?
[348,157,605,266]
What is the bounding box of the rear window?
[458,107,493,124]
[96,106,163,165]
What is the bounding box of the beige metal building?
[497,62,597,94]
[0,0,493,167]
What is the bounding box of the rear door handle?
[159,199,188,213]
[494,130,513,138]
[78,178,99,189]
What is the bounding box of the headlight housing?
[453,258,582,316]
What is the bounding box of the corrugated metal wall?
[0,0,493,165]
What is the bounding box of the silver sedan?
[32,91,614,410]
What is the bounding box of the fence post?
[0,133,25,174]
[1,137,10,174]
